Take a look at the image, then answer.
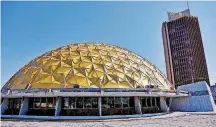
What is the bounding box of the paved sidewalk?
[1,112,216,127]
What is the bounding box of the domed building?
[1,43,194,119]
[3,43,172,90]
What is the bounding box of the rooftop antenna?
[187,1,190,10]
[186,1,191,15]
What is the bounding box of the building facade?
[1,43,215,120]
[210,85,216,104]
[162,9,210,88]
[1,43,177,117]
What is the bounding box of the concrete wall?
[170,81,216,112]
[134,97,142,114]
[160,97,169,112]
[98,97,102,116]
[210,85,216,103]
[55,97,62,116]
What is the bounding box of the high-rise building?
[162,9,210,88]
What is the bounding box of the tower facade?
[162,9,210,88]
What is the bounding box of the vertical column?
[55,97,62,116]
[134,96,142,114]
[160,97,168,112]
[154,97,157,106]
[150,97,153,107]
[145,97,148,107]
[1,98,9,115]
[98,97,102,116]
[167,97,172,112]
[19,97,29,115]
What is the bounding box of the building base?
[1,112,169,121]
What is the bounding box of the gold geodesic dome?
[3,43,172,90]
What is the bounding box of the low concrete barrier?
[170,81,216,112]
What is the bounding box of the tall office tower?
[162,9,210,88]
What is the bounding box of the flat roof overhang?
[1,88,189,98]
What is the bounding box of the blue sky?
[1,1,216,86]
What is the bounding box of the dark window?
[114,97,121,108]
[102,97,109,109]
[92,97,98,108]
[84,97,91,108]
[8,98,22,109]
[8,99,14,109]
[5,98,22,115]
[34,98,40,108]
[47,97,56,109]
[29,98,34,108]
[122,97,129,108]
[69,97,75,109]
[40,98,47,108]
[63,97,69,108]
[152,97,156,106]
[142,98,147,107]
[156,97,160,107]
[107,97,114,108]
[129,97,134,107]
[147,97,151,107]
[76,97,83,108]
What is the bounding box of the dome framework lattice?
[4,43,172,90]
